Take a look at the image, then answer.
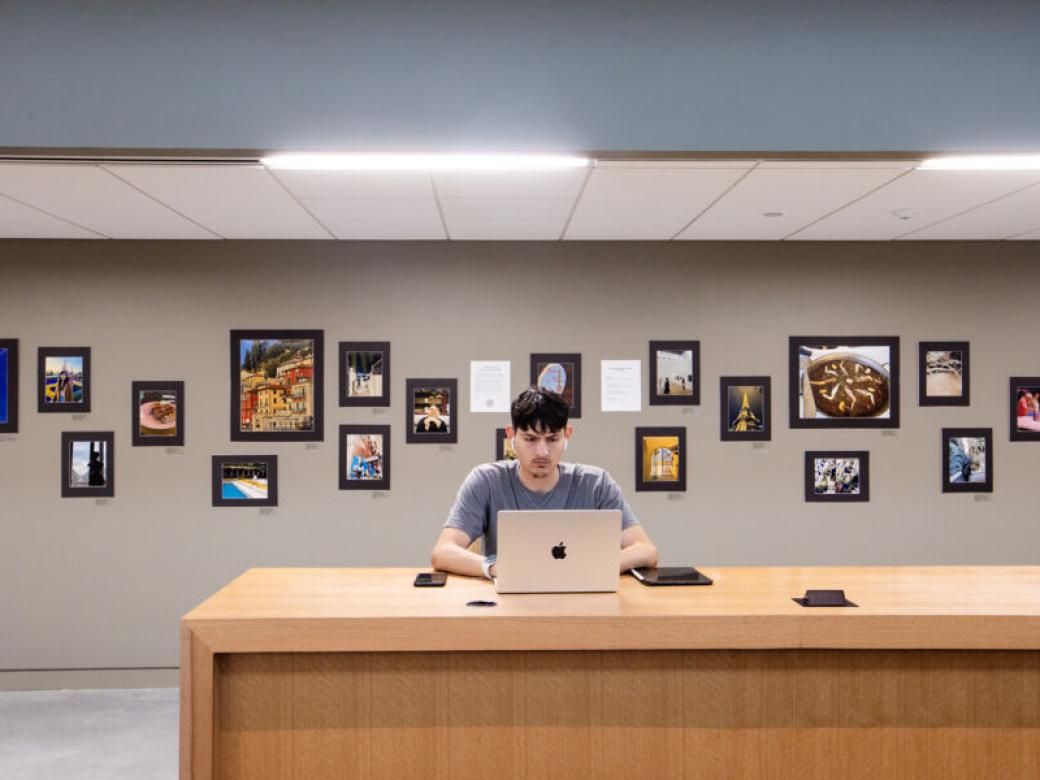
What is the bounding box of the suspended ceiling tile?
[109,164,329,239]
[300,196,445,239]
[0,163,214,239]
[305,220,446,240]
[440,196,573,224]
[901,180,1040,240]
[433,169,588,199]
[677,166,909,240]
[757,160,920,170]
[271,169,435,200]
[794,170,1040,240]
[0,194,101,238]
[594,160,759,169]
[448,220,568,240]
[565,167,750,240]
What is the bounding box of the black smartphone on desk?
[631,567,713,586]
[414,572,447,587]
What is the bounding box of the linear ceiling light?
[261,153,591,171]
[919,155,1040,171]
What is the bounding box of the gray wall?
[0,239,1037,682]
[4,1,1040,152]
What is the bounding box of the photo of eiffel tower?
[730,391,763,431]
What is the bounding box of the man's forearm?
[431,543,486,577]
[620,541,658,572]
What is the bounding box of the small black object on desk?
[631,567,713,586]
[793,589,857,607]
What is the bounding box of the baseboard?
[0,667,179,691]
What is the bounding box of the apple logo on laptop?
[551,542,567,560]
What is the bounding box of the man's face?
[507,424,571,479]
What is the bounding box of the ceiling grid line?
[894,179,1040,240]
[667,162,761,240]
[0,187,109,239]
[101,166,223,239]
[429,173,452,240]
[558,165,595,240]
[262,168,337,240]
[781,167,917,241]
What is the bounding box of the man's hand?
[619,525,659,572]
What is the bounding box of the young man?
[431,387,659,579]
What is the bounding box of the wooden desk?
[181,567,1040,779]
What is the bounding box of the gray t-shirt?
[444,460,639,556]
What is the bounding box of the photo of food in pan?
[139,391,178,436]
[799,346,892,419]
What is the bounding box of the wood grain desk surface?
[182,566,1040,652]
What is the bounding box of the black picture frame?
[530,353,582,418]
[339,424,391,490]
[942,428,993,493]
[61,431,114,498]
[649,340,700,406]
[405,378,458,444]
[789,336,900,429]
[635,426,687,492]
[230,329,323,442]
[0,339,18,434]
[211,455,278,507]
[338,341,390,407]
[495,427,517,462]
[720,376,771,442]
[919,341,970,407]
[131,380,185,447]
[804,451,870,502]
[38,346,91,413]
[1009,377,1040,442]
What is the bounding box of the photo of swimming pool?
[222,482,249,499]
[219,462,269,501]
[212,456,276,507]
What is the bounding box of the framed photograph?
[0,339,17,434]
[942,428,993,493]
[919,341,970,406]
[230,330,323,442]
[495,428,518,462]
[406,378,457,444]
[649,340,700,406]
[339,341,390,407]
[38,347,91,413]
[61,431,114,498]
[339,424,390,490]
[1010,377,1040,441]
[635,426,686,492]
[131,381,184,447]
[789,336,900,429]
[720,376,771,441]
[211,455,278,507]
[530,353,582,418]
[805,451,869,502]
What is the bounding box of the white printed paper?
[601,360,642,412]
[470,361,511,413]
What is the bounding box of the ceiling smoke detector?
[891,208,920,221]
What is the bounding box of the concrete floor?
[0,688,177,780]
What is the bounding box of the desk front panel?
[213,648,1040,780]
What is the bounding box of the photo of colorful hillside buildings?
[238,339,316,433]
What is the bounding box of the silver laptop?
[494,510,621,593]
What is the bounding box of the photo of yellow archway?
[641,435,680,482]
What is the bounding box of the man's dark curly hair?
[511,387,569,433]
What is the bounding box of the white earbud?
[563,439,569,451]
[510,438,516,450]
